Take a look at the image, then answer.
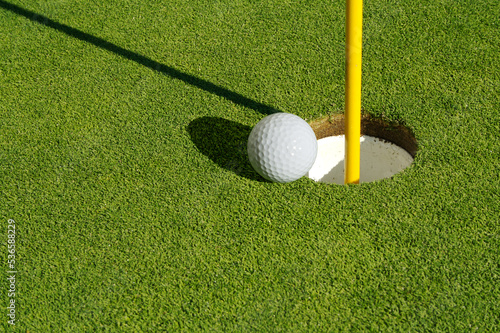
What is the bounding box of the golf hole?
[307,114,417,185]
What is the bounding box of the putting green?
[0,0,498,331]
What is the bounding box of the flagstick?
[344,0,363,184]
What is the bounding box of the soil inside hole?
[309,114,418,158]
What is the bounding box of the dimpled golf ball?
[247,112,318,183]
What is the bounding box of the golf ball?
[247,113,318,183]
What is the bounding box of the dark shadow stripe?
[0,0,279,115]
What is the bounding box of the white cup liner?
[307,135,413,184]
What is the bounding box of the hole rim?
[309,114,418,158]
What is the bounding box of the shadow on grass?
[0,0,279,116]
[187,117,267,182]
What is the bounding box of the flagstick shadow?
[0,0,279,116]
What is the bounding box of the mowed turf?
[1,0,499,331]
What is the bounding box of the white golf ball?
[247,113,318,183]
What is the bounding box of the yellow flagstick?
[344,0,363,184]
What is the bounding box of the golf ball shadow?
[187,117,268,181]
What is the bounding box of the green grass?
[1,0,499,331]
